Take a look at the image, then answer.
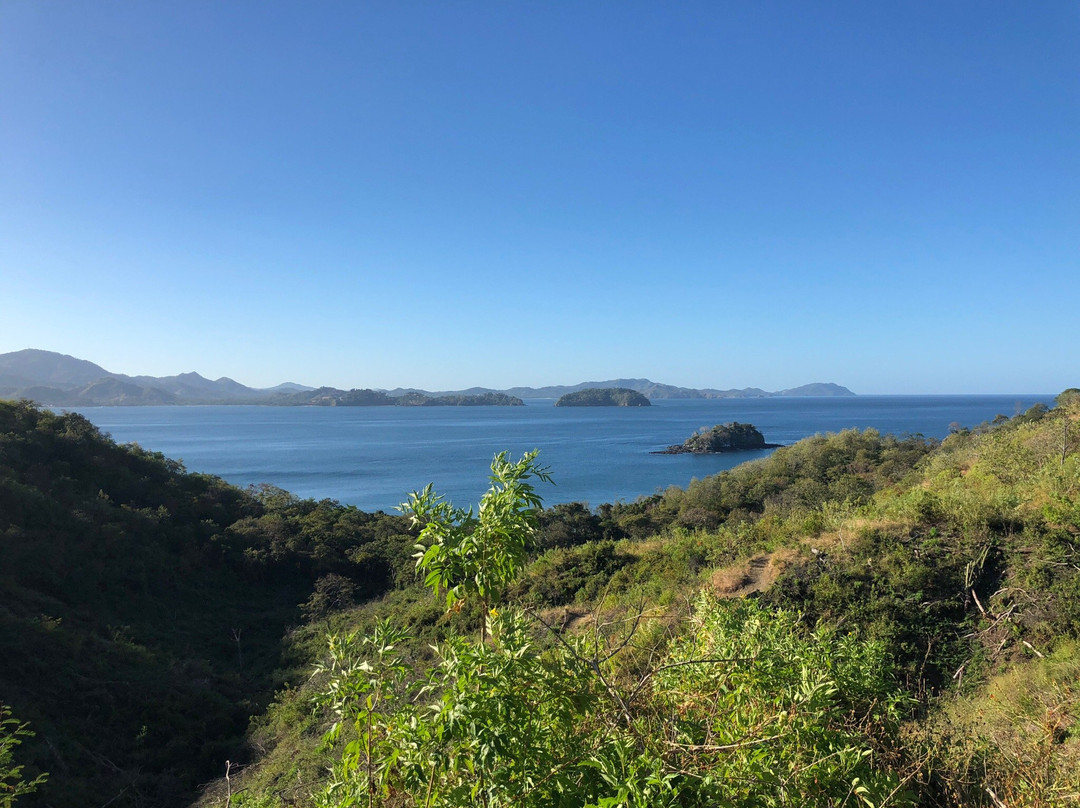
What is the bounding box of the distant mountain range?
[396,379,855,400]
[0,350,310,406]
[0,349,855,406]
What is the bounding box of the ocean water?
[72,395,1053,512]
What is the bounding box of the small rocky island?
[655,422,782,454]
[554,387,651,407]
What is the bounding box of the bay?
[71,395,1053,512]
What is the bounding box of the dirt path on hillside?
[710,553,780,598]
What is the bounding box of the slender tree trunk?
[481,595,489,644]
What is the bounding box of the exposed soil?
[710,553,783,598]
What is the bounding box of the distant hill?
[128,371,265,401]
[776,382,853,397]
[0,349,116,391]
[72,378,179,405]
[0,349,316,406]
[0,349,855,406]
[264,381,314,393]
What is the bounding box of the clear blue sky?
[1,2,1077,393]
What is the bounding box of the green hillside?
[0,400,416,807]
[4,393,1080,807]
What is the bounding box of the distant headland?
[0,349,856,407]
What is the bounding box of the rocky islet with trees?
[655,421,782,454]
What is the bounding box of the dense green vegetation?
[0,401,416,807]
[554,388,651,407]
[4,393,1080,807]
[656,421,780,453]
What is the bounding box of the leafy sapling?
[399,450,553,641]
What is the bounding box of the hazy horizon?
[0,346,1064,398]
[2,3,1077,394]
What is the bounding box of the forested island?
[271,388,525,407]
[397,391,524,407]
[3,392,1079,807]
[655,421,782,453]
[554,387,651,407]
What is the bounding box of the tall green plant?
[315,608,624,808]
[399,450,552,640]
[314,620,413,808]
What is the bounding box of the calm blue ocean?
[72,395,1052,512]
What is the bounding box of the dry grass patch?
[709,551,795,598]
[710,565,752,595]
[846,515,914,535]
[620,538,664,557]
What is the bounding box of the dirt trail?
[710,553,781,598]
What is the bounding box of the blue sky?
[1,2,1077,393]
